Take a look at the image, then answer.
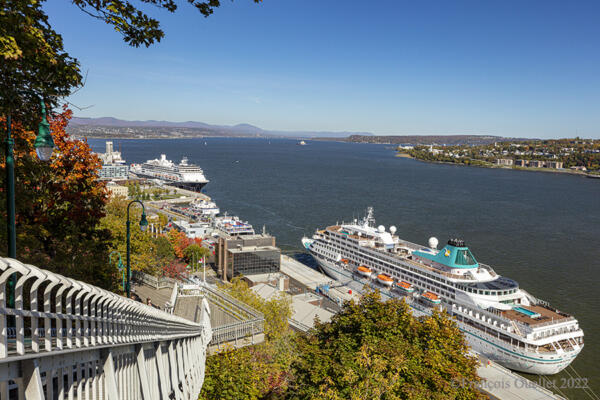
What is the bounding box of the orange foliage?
[167,229,191,259]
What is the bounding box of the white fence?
[0,257,212,399]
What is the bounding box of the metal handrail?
[0,257,212,399]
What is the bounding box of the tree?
[0,109,116,288]
[220,277,292,342]
[167,229,190,258]
[201,278,296,400]
[287,290,484,400]
[1,1,81,124]
[183,243,209,265]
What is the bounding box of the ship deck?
[501,305,572,327]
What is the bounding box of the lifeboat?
[340,258,349,264]
[356,266,372,278]
[395,281,414,293]
[421,291,441,305]
[377,274,394,287]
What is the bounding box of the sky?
[43,0,600,138]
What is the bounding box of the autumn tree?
[0,109,116,288]
[167,229,191,258]
[287,290,484,400]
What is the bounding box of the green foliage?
[220,277,293,341]
[287,290,484,400]
[70,0,263,47]
[183,243,209,263]
[200,278,297,399]
[99,197,173,276]
[1,0,81,124]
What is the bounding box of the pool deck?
[502,305,572,327]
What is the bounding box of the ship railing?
[451,302,530,335]
[478,263,497,277]
[403,259,474,281]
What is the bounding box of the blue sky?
[44,0,599,138]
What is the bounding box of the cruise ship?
[302,208,583,375]
[131,154,209,192]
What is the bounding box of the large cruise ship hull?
[132,172,208,192]
[310,253,581,375]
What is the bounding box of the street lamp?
[5,100,55,307]
[126,200,148,298]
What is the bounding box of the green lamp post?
[126,200,148,298]
[5,100,55,307]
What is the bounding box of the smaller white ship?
[192,199,220,217]
[297,140,307,146]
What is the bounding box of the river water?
[90,137,600,398]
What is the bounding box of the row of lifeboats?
[354,265,441,304]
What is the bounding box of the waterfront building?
[546,161,564,169]
[216,233,280,280]
[529,160,545,168]
[496,158,514,166]
[514,159,528,167]
[98,164,129,180]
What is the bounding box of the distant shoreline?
[404,155,599,179]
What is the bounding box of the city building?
[528,160,545,168]
[546,161,564,169]
[514,159,528,167]
[496,158,514,166]
[96,141,129,180]
[98,164,129,180]
[216,233,280,280]
[106,182,128,198]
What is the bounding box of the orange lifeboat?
[377,274,394,287]
[421,291,441,305]
[340,258,349,264]
[395,281,415,293]
[356,266,372,278]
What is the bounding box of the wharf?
[280,255,360,304]
[280,255,566,400]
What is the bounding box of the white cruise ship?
[131,154,209,192]
[302,207,583,375]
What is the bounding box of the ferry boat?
[131,154,209,192]
[301,207,584,375]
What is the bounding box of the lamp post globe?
[34,101,55,161]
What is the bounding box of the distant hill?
[329,134,532,146]
[68,117,374,139]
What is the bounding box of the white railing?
[0,257,212,399]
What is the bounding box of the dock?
[279,255,566,400]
